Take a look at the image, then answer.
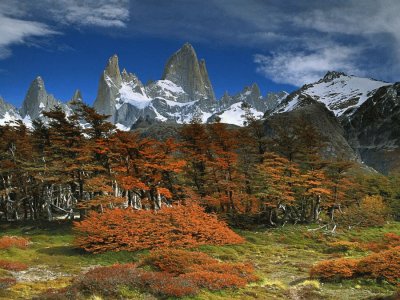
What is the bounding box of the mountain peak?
[322,71,347,81]
[105,54,121,83]
[161,43,216,102]
[21,76,59,119]
[71,89,83,102]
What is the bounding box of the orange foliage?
[74,204,244,253]
[52,249,258,298]
[326,240,361,252]
[0,277,16,289]
[0,259,28,271]
[312,240,400,285]
[140,249,258,285]
[337,195,390,227]
[357,246,400,284]
[0,236,30,249]
[310,258,358,281]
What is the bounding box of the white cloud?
[254,45,363,86]
[0,14,58,59]
[48,0,130,28]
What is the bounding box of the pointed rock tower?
[93,54,122,120]
[20,76,59,120]
[162,43,216,103]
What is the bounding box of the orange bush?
[74,204,244,253]
[310,258,358,281]
[326,240,361,252]
[139,249,216,275]
[0,259,28,271]
[48,249,258,298]
[0,277,16,289]
[140,249,258,291]
[357,246,400,284]
[0,236,30,249]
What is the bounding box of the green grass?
[0,221,399,299]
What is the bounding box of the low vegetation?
[0,222,399,299]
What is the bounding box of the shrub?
[74,204,244,253]
[326,240,361,253]
[311,245,400,285]
[337,195,390,227]
[357,246,400,284]
[0,259,28,271]
[310,258,358,281]
[44,249,258,298]
[0,236,30,249]
[139,249,216,275]
[141,249,258,290]
[0,277,16,289]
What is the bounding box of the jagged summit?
[322,71,347,82]
[273,72,392,117]
[71,89,83,102]
[20,76,59,120]
[161,43,216,103]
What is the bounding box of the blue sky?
[0,0,399,107]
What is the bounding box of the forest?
[0,102,399,299]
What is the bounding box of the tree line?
[0,102,398,227]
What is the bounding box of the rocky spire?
[0,96,18,118]
[199,59,216,101]
[20,76,58,119]
[71,89,83,102]
[162,43,216,103]
[93,54,123,120]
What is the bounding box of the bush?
[337,195,390,227]
[42,249,258,298]
[311,245,400,285]
[74,204,244,253]
[326,240,361,253]
[310,258,358,281]
[0,236,30,249]
[0,277,16,289]
[0,259,28,271]
[139,249,216,275]
[357,246,400,284]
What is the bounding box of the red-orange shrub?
[141,249,258,290]
[139,249,216,275]
[310,258,358,281]
[0,236,30,249]
[74,204,244,253]
[180,271,248,290]
[0,259,28,271]
[50,249,258,298]
[357,246,400,284]
[0,277,16,289]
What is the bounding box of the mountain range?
[0,43,399,173]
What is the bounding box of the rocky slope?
[342,83,400,173]
[269,72,399,173]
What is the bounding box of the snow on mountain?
[212,102,264,126]
[275,71,392,117]
[116,82,152,110]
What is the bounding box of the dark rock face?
[265,101,358,161]
[342,83,400,174]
